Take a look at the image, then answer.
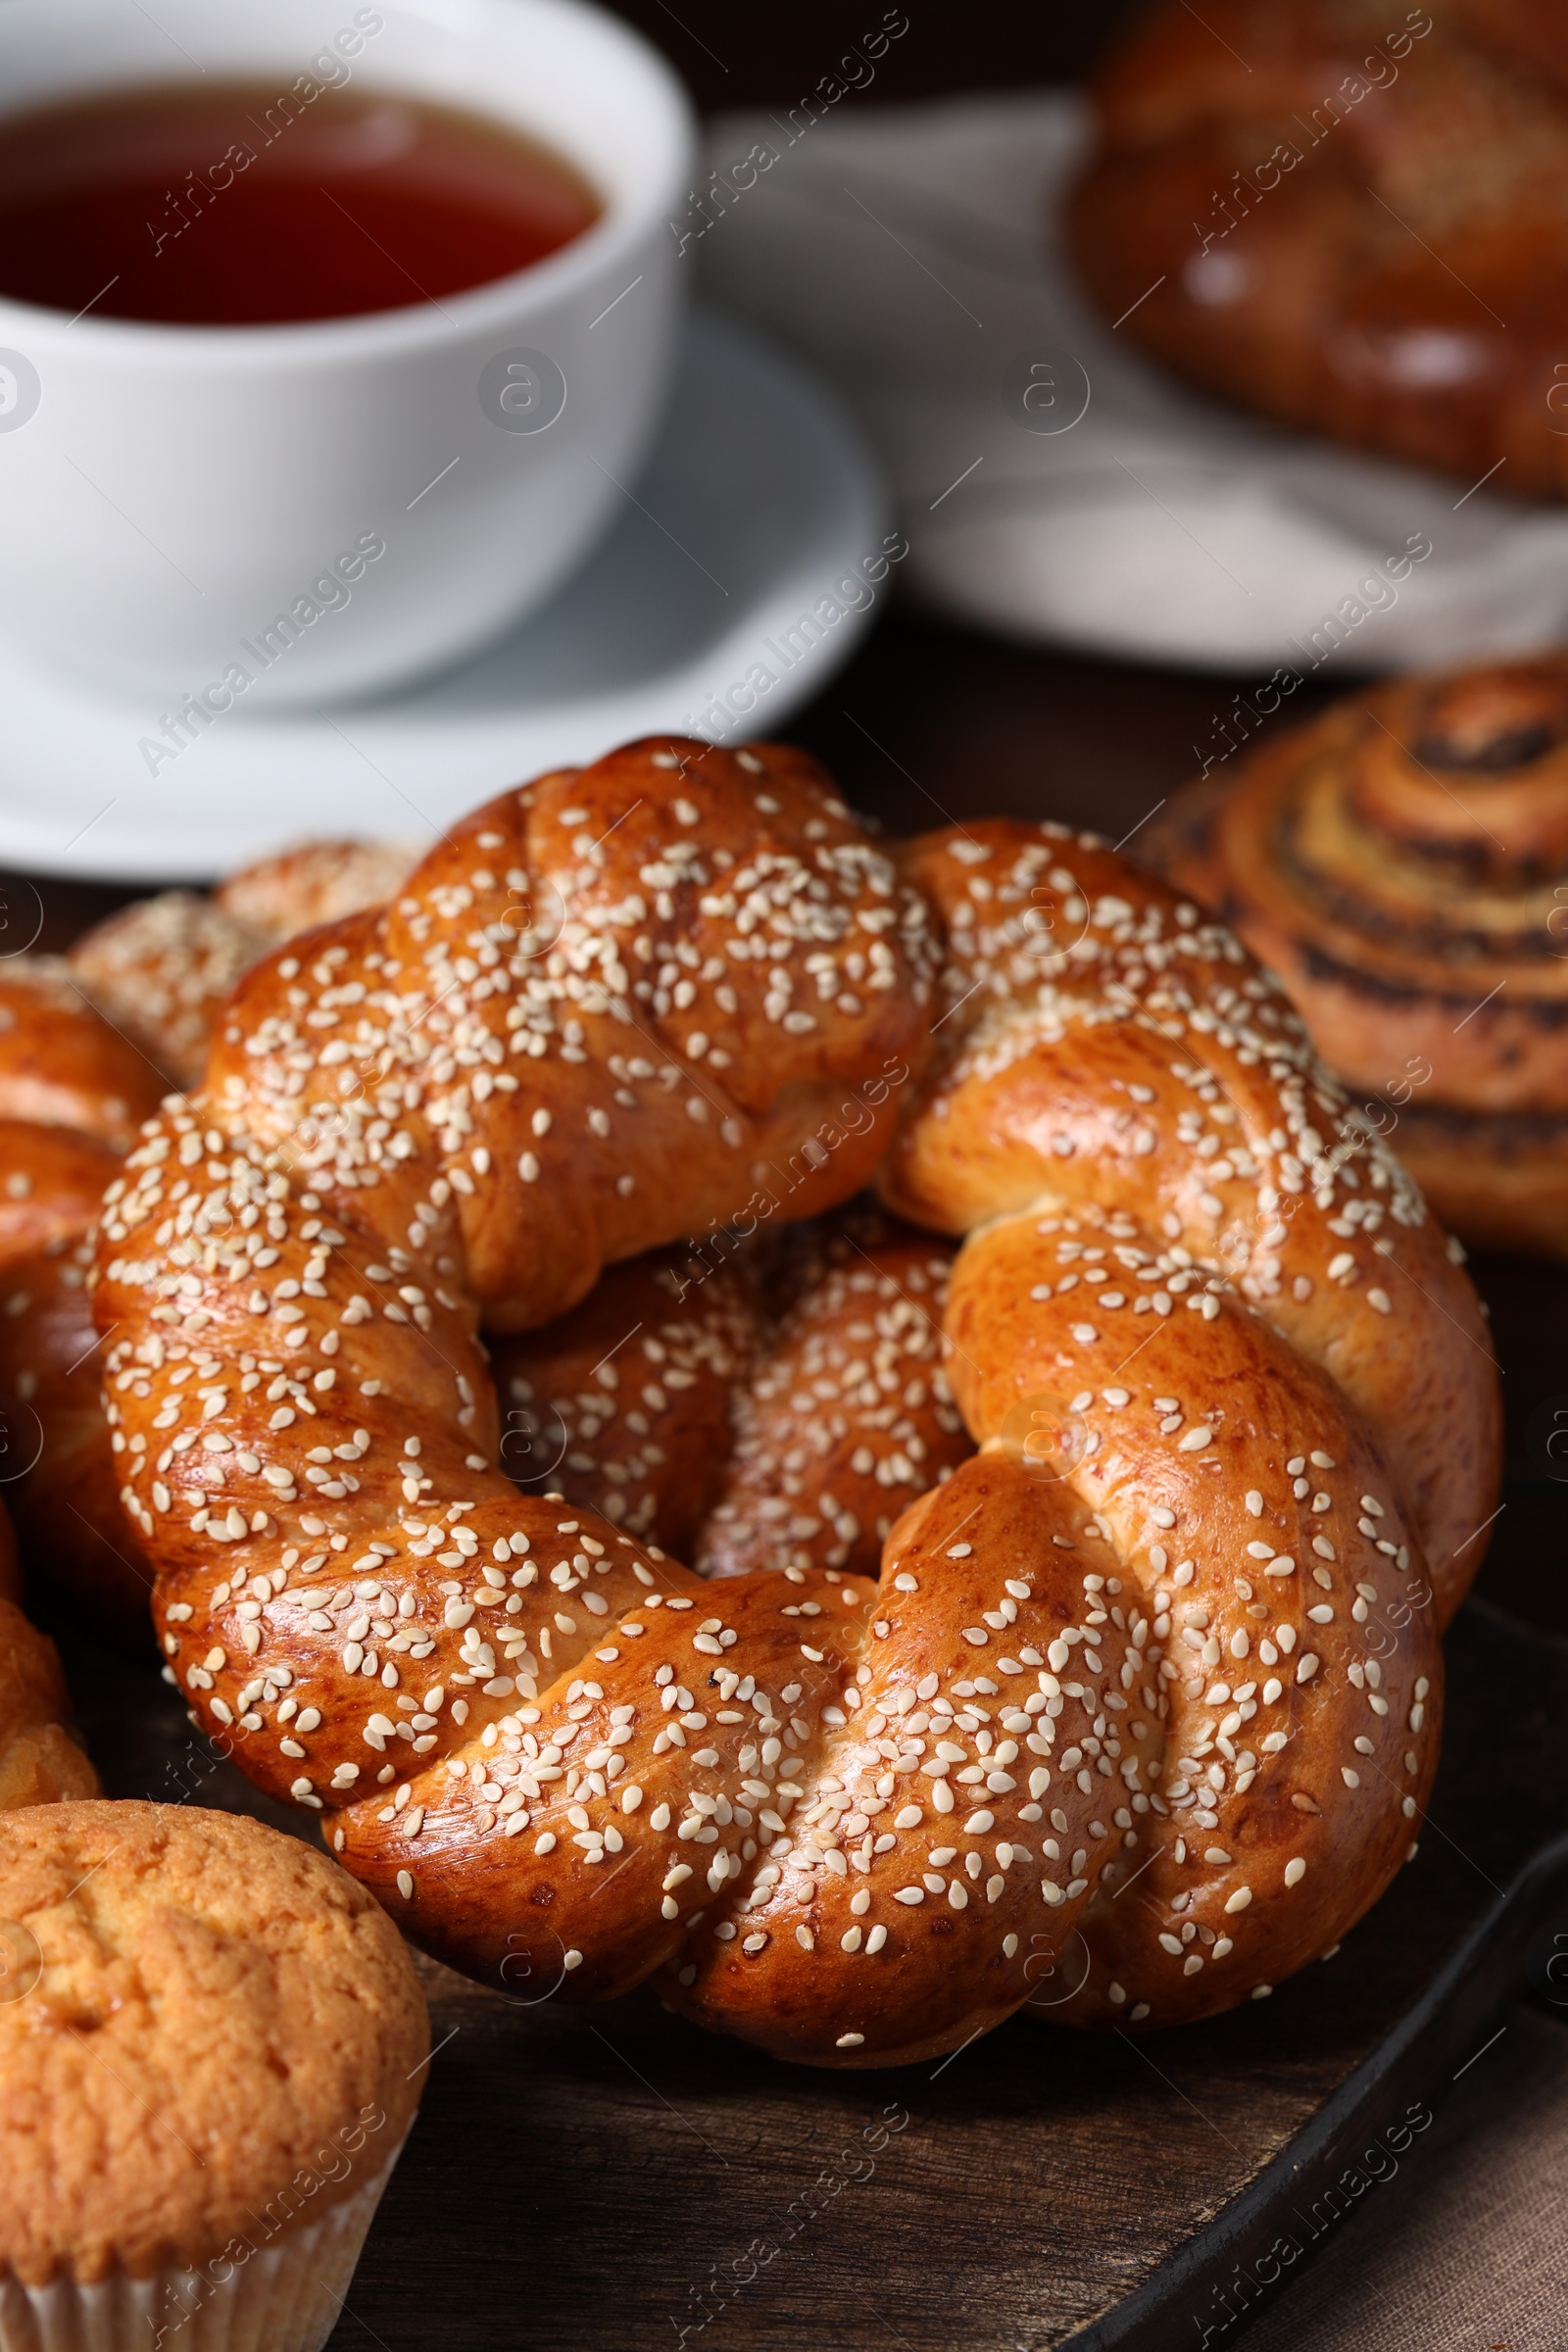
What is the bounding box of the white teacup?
[0,0,695,706]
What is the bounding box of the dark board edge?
[1069,1816,1568,2348]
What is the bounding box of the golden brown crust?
[331,1473,1153,2066]
[1067,0,1568,494]
[487,1249,758,1554]
[13,848,412,1628]
[0,961,164,1150]
[942,1213,1438,2029]
[0,970,166,1639]
[0,1116,110,1788]
[70,893,264,1093]
[0,1123,153,1642]
[0,1250,155,1648]
[0,1597,96,1811]
[660,1460,1145,2063]
[91,745,1495,2061]
[377,740,933,1327]
[0,1801,425,2285]
[698,1217,970,1581]
[214,838,416,947]
[884,819,1500,1625]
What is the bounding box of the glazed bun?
[1068,0,1568,495]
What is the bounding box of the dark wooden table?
[27,608,1568,2348]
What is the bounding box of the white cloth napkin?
[696,91,1568,673]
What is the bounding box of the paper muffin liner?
[0,2132,408,2352]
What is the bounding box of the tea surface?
[0,77,602,323]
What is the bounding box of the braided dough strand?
[0,1122,152,1643]
[0,1163,98,1809]
[93,742,938,1823]
[0,965,168,1635]
[335,1462,1135,2067]
[874,820,1488,2027]
[944,1220,1440,2028]
[886,821,1498,1621]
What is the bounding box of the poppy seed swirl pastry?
[1145,652,1568,1257]
[89,739,1499,2066]
[1067,0,1568,494]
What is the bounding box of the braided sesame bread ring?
[91,747,1497,2065]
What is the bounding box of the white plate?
[696,93,1568,675]
[0,312,890,880]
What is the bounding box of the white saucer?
[2,312,890,881]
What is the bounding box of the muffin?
[0,1802,427,2352]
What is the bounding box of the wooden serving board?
[62,1245,1568,2352]
[21,621,1565,2346]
